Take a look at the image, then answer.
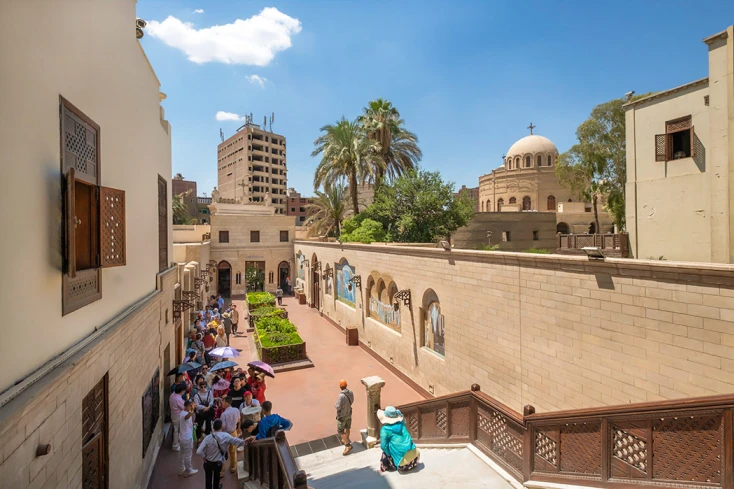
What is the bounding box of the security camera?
[624,91,635,100]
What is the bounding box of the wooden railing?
[557,233,630,258]
[247,430,304,489]
[397,385,734,489]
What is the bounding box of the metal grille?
[652,415,721,483]
[62,109,98,184]
[535,431,558,466]
[560,423,601,475]
[613,427,647,473]
[100,187,125,267]
[666,117,692,133]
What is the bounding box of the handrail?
[247,430,304,489]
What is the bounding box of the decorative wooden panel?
[406,410,419,438]
[476,404,524,475]
[142,369,161,458]
[82,434,104,489]
[82,376,107,489]
[652,414,722,483]
[655,134,667,161]
[82,377,106,441]
[449,401,470,438]
[611,421,648,480]
[99,187,125,267]
[535,429,559,471]
[158,176,168,272]
[61,98,100,186]
[65,168,77,278]
[559,422,601,475]
[666,116,692,133]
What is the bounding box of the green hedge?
[251,306,286,318]
[255,316,303,348]
[247,292,276,307]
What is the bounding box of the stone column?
[360,375,385,448]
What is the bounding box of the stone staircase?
[294,444,518,489]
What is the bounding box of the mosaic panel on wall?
[425,301,445,356]
[296,253,304,281]
[325,267,333,296]
[336,259,356,306]
[370,297,401,332]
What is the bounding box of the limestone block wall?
[296,241,734,413]
[0,268,177,489]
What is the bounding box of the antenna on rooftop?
[219,128,224,142]
[269,112,274,132]
[264,115,267,129]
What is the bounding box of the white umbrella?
[210,346,240,358]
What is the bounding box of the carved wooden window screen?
[142,369,160,458]
[82,375,108,489]
[158,176,168,272]
[655,116,694,162]
[99,186,125,267]
[251,230,260,242]
[219,230,230,243]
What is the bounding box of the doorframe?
[217,260,232,298]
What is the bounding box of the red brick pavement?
[148,295,423,488]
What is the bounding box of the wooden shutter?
[65,168,77,278]
[690,126,696,157]
[82,433,104,489]
[655,134,667,162]
[158,176,168,272]
[60,98,99,185]
[99,187,126,267]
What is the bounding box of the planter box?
[248,300,276,312]
[346,327,359,346]
[248,310,288,330]
[297,292,307,305]
[253,329,307,365]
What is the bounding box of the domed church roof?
[507,134,558,157]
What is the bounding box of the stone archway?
[217,261,232,298]
[556,222,570,235]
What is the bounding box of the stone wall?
[0,268,177,489]
[295,241,734,413]
[453,212,557,251]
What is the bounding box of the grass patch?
[247,292,276,307]
[524,247,551,254]
[255,316,303,348]
[251,306,286,318]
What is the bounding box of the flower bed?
[253,315,307,365]
[248,306,288,330]
[247,292,276,312]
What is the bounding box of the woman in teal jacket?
[377,406,420,472]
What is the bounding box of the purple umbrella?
[210,346,240,358]
[247,361,275,378]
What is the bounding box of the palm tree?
[172,190,194,224]
[312,117,380,214]
[358,98,422,187]
[305,183,348,237]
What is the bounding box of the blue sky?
[137,1,734,196]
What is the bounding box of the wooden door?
[82,376,108,489]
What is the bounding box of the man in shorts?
[335,380,354,455]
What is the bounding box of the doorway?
[217,261,232,298]
[556,222,570,234]
[311,269,321,309]
[278,261,290,294]
[588,222,597,234]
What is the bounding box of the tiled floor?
[147,295,424,488]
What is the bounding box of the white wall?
[0,0,172,392]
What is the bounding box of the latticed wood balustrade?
[398,385,734,489]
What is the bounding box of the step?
[297,445,517,489]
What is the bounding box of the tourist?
[230,304,240,336]
[222,312,232,346]
[250,401,292,439]
[201,365,215,387]
[217,294,225,312]
[247,369,267,405]
[194,378,215,438]
[377,406,420,472]
[215,326,227,348]
[202,328,216,365]
[212,376,230,399]
[208,295,217,309]
[219,396,241,474]
[229,377,248,409]
[193,333,206,366]
[286,276,291,295]
[196,419,247,489]
[240,390,262,423]
[169,383,186,452]
[276,286,283,305]
[335,380,354,455]
[179,399,199,477]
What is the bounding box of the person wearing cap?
[230,304,240,336]
[335,380,354,455]
[240,390,262,423]
[377,406,420,472]
[222,311,232,346]
[179,398,199,477]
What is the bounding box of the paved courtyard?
[147,295,424,488]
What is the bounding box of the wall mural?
[424,301,445,356]
[296,253,305,281]
[325,267,333,296]
[336,260,356,306]
[370,297,401,332]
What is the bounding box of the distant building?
[625,26,734,263]
[455,185,480,212]
[286,189,314,226]
[452,212,557,252]
[197,196,212,224]
[217,123,287,214]
[172,173,198,222]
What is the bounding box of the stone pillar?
[360,375,385,448]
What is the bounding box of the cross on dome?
[527,122,536,135]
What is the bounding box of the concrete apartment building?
[455,185,480,212]
[286,188,314,226]
[172,173,198,222]
[625,26,734,263]
[216,123,288,214]
[0,2,186,488]
[198,195,212,224]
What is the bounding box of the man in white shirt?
[196,419,247,489]
[178,399,199,477]
[219,396,241,475]
[169,383,185,452]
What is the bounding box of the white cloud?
[146,8,301,65]
[215,111,245,122]
[193,9,204,14]
[246,74,268,88]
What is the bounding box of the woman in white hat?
[377,406,420,472]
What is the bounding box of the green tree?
[312,117,382,215]
[304,182,349,237]
[358,98,422,187]
[340,216,386,244]
[245,266,265,292]
[172,190,194,225]
[362,168,475,243]
[556,95,648,231]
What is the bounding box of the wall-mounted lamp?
[393,289,411,308]
[172,299,195,319]
[302,259,310,268]
[348,275,362,290]
[582,246,605,261]
[183,290,199,302]
[322,268,333,280]
[313,261,321,271]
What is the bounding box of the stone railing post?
[360,375,385,448]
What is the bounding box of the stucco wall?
[295,241,734,413]
[0,0,172,393]
[173,224,212,243]
[452,212,557,251]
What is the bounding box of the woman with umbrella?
[246,361,274,405]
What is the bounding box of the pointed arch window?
[547,195,556,211]
[497,198,504,211]
[509,197,517,204]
